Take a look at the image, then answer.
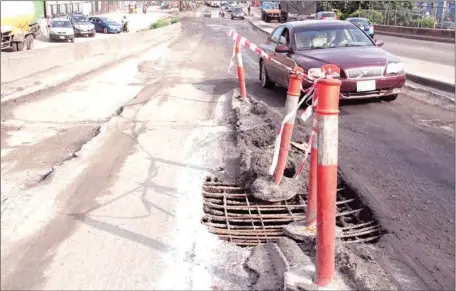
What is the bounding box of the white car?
[49,18,75,43]
[316,11,338,20]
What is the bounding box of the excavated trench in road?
[201,93,386,247]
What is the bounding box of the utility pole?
[179,0,182,12]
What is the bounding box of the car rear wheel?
[260,61,274,89]
[381,94,398,102]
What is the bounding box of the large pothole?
[201,174,386,247]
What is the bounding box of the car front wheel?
[381,94,398,102]
[260,61,274,88]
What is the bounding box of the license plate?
[356,80,376,92]
[60,36,65,39]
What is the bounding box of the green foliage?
[150,19,169,29]
[418,17,436,28]
[170,17,180,24]
[350,9,361,18]
[360,9,383,24]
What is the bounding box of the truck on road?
[260,1,280,22]
[279,1,317,22]
[1,1,45,52]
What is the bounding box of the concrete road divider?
[1,23,182,84]
[374,24,455,43]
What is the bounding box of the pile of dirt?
[232,92,400,291]
[232,95,311,200]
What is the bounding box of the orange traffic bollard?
[235,41,247,99]
[306,85,319,227]
[274,67,303,185]
[315,78,341,286]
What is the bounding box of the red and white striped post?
[315,78,341,287]
[305,85,319,227]
[274,67,303,185]
[235,41,247,99]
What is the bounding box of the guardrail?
[374,24,455,43]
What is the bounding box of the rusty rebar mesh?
[201,177,386,247]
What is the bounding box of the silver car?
[231,6,245,20]
[49,18,75,43]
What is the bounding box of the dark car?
[435,21,455,30]
[231,7,245,19]
[346,17,375,38]
[258,21,405,101]
[66,13,96,37]
[89,17,122,33]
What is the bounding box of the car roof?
[284,20,352,29]
[346,17,368,21]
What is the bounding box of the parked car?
[316,11,337,20]
[346,17,375,38]
[435,21,455,30]
[89,17,122,33]
[227,3,236,12]
[66,13,96,37]
[258,21,405,102]
[49,18,75,43]
[231,6,245,19]
[160,1,170,9]
[202,8,212,17]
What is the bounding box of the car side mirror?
[275,45,291,53]
[375,39,384,47]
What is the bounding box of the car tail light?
[321,16,326,20]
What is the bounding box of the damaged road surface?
[1,17,254,290]
[2,8,455,291]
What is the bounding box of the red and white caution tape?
[226,30,313,82]
[268,84,317,175]
[228,42,236,73]
[295,130,315,179]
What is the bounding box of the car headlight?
[386,62,404,74]
[89,24,95,29]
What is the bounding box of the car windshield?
[263,3,276,9]
[73,15,89,22]
[233,7,242,12]
[349,18,369,26]
[52,20,72,28]
[321,12,336,18]
[294,26,374,50]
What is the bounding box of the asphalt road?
[379,34,454,66]
[1,7,454,290]
[211,10,455,290]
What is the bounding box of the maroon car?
[259,20,406,101]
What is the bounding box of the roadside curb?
[375,31,454,44]
[246,18,455,97]
[405,73,455,94]
[247,17,270,36]
[0,24,183,104]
